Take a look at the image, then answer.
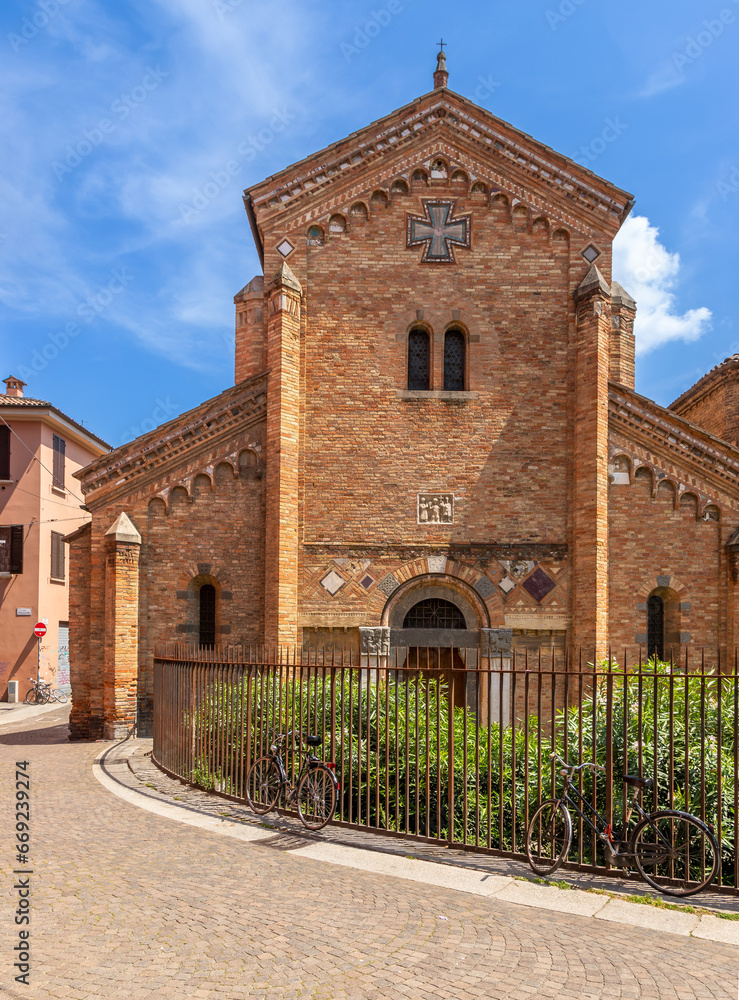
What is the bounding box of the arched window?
[444,329,465,391]
[199,584,216,648]
[646,594,664,661]
[408,329,430,390]
[403,598,466,630]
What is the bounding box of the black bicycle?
[246,730,339,831]
[526,754,719,896]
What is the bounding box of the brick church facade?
[68,52,739,738]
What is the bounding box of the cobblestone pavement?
[1,707,737,999]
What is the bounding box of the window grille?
[444,329,465,391]
[0,425,9,480]
[403,598,466,630]
[199,584,216,648]
[52,435,66,490]
[407,329,430,391]
[647,595,664,660]
[51,531,65,580]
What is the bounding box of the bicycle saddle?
[623,774,653,789]
[305,735,322,747]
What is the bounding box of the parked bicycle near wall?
[246,730,339,831]
[24,678,68,705]
[526,754,719,896]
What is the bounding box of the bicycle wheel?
[38,687,51,704]
[526,799,573,876]
[51,689,68,704]
[631,810,719,896]
[246,756,281,815]
[24,687,38,705]
[296,765,337,831]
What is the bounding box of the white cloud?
[612,215,712,355]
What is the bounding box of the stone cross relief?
[406,200,472,263]
[418,493,454,524]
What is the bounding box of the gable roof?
[0,394,110,451]
[669,355,739,413]
[245,85,634,258]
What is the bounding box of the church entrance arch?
[381,575,488,710]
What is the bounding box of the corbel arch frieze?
[609,445,726,521]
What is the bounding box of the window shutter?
[51,531,65,580]
[53,435,66,490]
[10,525,23,574]
[0,425,10,480]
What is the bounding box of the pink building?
[0,376,109,701]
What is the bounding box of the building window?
[9,525,23,574]
[0,424,9,480]
[444,329,466,391]
[51,531,65,581]
[403,598,466,630]
[52,435,66,490]
[407,329,430,390]
[646,594,664,661]
[199,584,216,648]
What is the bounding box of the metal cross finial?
[438,38,446,52]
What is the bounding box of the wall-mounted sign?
[16,608,32,616]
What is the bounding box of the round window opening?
[403,598,466,630]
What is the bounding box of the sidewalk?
[0,699,66,727]
[94,736,739,945]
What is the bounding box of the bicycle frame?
[557,769,648,859]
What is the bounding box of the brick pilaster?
[572,266,612,657]
[610,281,637,389]
[264,263,302,646]
[103,512,141,738]
[66,523,92,740]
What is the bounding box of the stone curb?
[92,741,739,947]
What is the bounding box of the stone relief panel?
[418,493,454,524]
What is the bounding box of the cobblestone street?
[1,706,738,999]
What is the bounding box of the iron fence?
[152,644,739,894]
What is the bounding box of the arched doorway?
[400,595,471,709]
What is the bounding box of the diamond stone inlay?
[378,574,400,598]
[277,239,295,258]
[522,567,556,603]
[475,576,495,600]
[499,576,516,595]
[582,244,600,263]
[406,200,472,264]
[320,570,345,596]
[360,574,375,590]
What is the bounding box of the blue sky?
[1,0,737,448]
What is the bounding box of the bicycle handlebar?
[550,752,605,774]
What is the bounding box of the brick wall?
[609,471,723,654]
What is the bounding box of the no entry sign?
[33,622,47,639]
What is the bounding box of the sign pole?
[33,622,47,685]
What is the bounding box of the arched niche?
[215,461,235,486]
[470,181,489,201]
[238,449,259,480]
[430,158,449,179]
[147,496,167,518]
[193,473,212,500]
[512,204,530,229]
[411,168,429,188]
[451,169,469,190]
[170,485,190,510]
[370,189,389,209]
[328,213,346,233]
[350,201,368,219]
[390,178,409,196]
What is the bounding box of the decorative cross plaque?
[406,200,472,264]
